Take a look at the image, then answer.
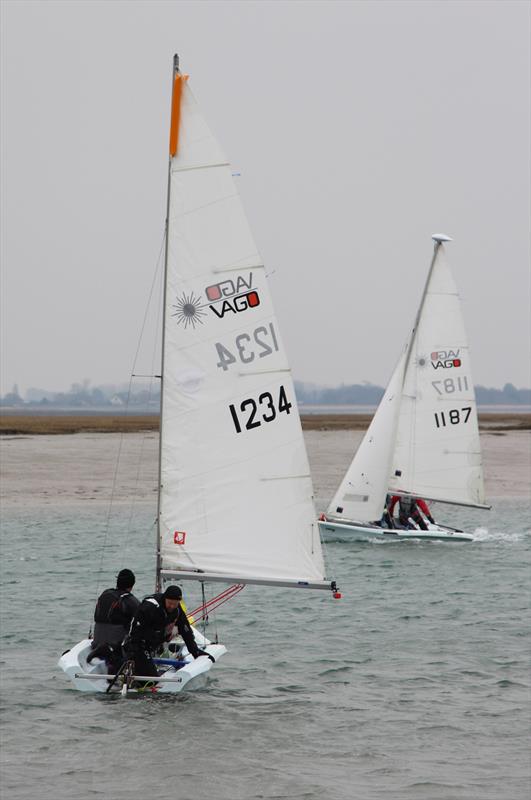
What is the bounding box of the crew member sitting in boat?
[378,493,395,528]
[87,568,140,671]
[124,585,214,681]
[387,495,435,530]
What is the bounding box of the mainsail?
[388,237,487,508]
[327,236,487,521]
[158,58,330,589]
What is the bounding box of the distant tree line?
[293,381,531,406]
[0,381,161,409]
[1,380,530,408]
[294,382,384,405]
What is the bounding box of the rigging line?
[130,229,167,376]
[188,584,244,618]
[122,253,164,561]
[201,582,208,638]
[188,584,245,624]
[95,368,137,597]
[318,521,339,587]
[114,238,164,564]
[94,229,166,596]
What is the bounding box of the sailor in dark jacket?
[126,585,214,679]
[87,568,140,670]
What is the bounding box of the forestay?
[388,240,487,507]
[159,74,327,586]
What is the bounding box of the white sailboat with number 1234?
[59,55,339,695]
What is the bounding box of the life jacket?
[94,588,132,627]
[399,496,417,516]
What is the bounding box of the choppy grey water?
[1,496,530,799]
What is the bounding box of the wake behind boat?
[59,55,338,695]
[319,236,489,544]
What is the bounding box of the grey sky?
[1,0,530,395]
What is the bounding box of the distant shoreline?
[1,413,530,435]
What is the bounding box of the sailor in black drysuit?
[125,585,214,680]
[87,568,140,672]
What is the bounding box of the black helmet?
[116,569,135,589]
[163,585,183,600]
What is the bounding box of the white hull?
[318,518,474,543]
[58,628,226,694]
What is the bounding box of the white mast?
[155,54,181,591]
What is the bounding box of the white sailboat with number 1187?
[319,236,490,543]
[59,55,339,695]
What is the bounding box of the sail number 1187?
[434,407,472,428]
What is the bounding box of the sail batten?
[239,369,292,377]
[214,265,266,274]
[172,162,231,173]
[260,474,312,482]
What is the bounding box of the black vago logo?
[172,273,260,329]
[205,273,260,318]
[431,349,461,370]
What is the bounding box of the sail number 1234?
[229,385,292,433]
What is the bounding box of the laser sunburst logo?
[171,292,207,329]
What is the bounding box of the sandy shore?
[1,412,530,435]
[305,429,531,505]
[1,429,529,509]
